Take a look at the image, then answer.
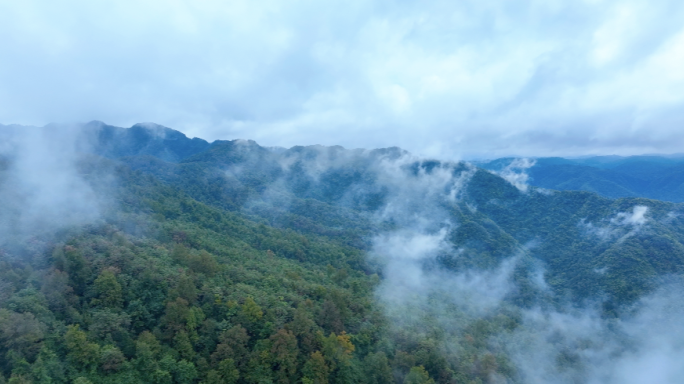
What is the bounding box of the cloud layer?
[0,125,108,246]
[2,0,684,158]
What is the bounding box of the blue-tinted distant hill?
[479,155,684,202]
[87,121,211,162]
[0,121,212,163]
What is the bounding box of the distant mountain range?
[7,120,683,204]
[84,121,684,204]
[478,155,684,202]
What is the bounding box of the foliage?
[2,129,684,383]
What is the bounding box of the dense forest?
[1,122,684,383]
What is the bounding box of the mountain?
[480,155,684,202]
[1,122,684,383]
[93,125,684,309]
[0,121,210,163]
[87,121,211,162]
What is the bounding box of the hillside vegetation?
[1,123,684,383]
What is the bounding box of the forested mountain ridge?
[98,125,684,308]
[89,121,211,163]
[0,121,211,164]
[479,155,684,202]
[1,122,684,383]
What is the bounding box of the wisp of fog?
[0,125,108,249]
[249,147,684,384]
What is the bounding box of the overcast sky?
[1,0,684,158]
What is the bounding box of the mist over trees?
[1,122,684,383]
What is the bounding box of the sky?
[1,0,684,159]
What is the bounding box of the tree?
[212,325,249,367]
[88,309,131,340]
[403,366,435,384]
[479,353,498,379]
[321,332,355,371]
[133,340,159,382]
[30,347,64,384]
[137,331,161,356]
[285,303,318,357]
[100,345,126,372]
[64,325,100,370]
[205,359,239,384]
[41,269,74,314]
[7,374,31,384]
[319,300,343,334]
[187,250,219,276]
[240,297,263,324]
[163,297,190,334]
[92,269,123,309]
[243,343,274,384]
[173,360,197,384]
[63,247,91,296]
[270,329,298,384]
[0,310,44,363]
[173,274,198,305]
[363,352,393,384]
[174,330,195,361]
[239,297,264,337]
[302,351,329,384]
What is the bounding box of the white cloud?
[1,0,684,157]
[508,282,684,384]
[0,126,108,244]
[496,158,536,192]
[612,205,649,226]
[580,205,649,241]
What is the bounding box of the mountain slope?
[3,122,684,383]
[87,121,211,162]
[101,129,684,309]
[481,155,684,202]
